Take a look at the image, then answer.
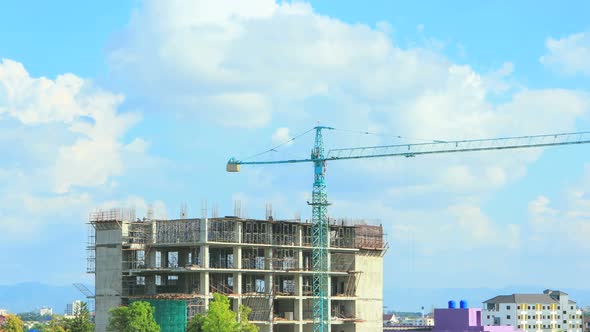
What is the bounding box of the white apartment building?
[483,290,583,332]
[65,300,84,317]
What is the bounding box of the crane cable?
[242,127,316,161]
[242,126,448,161]
[333,128,448,143]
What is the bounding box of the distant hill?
[0,282,89,314]
[384,286,590,312]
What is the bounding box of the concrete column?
[178,248,188,267]
[148,249,157,269]
[237,221,243,244]
[200,218,209,243]
[265,247,273,271]
[162,250,168,268]
[200,271,209,296]
[146,275,156,295]
[202,245,210,268]
[179,274,189,293]
[264,247,274,323]
[295,288,303,319]
[296,322,303,332]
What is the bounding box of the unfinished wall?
[354,254,383,332]
[95,225,124,332]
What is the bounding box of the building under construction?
[88,207,386,332]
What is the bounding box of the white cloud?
[271,127,291,146]
[0,58,146,193]
[0,59,154,245]
[527,166,590,252]
[540,31,590,76]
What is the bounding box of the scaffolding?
[242,220,271,244]
[155,219,200,244]
[272,222,297,245]
[354,224,385,250]
[271,248,297,271]
[330,253,354,272]
[208,219,238,243]
[242,247,266,270]
[331,272,361,297]
[86,225,96,273]
[209,273,234,295]
[88,208,136,274]
[209,248,234,269]
[242,279,274,323]
[273,275,296,296]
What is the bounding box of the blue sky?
[2,0,590,310]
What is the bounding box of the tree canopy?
[1,315,25,332]
[187,293,258,332]
[107,301,160,332]
[26,302,94,332]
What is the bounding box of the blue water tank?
[448,300,457,309]
[460,300,468,309]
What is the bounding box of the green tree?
[202,293,239,332]
[187,293,258,332]
[42,316,68,332]
[237,305,257,332]
[64,302,94,332]
[1,314,25,332]
[107,301,160,332]
[186,313,205,332]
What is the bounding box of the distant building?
[399,317,435,326]
[39,307,53,316]
[583,313,590,332]
[65,300,84,317]
[384,313,400,326]
[433,304,521,332]
[483,289,583,332]
[0,309,7,316]
[385,301,520,332]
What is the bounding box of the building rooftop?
[484,294,558,304]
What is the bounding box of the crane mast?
[309,126,332,331]
[227,126,590,332]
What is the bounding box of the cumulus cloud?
[528,165,590,252]
[540,31,590,76]
[0,59,153,245]
[271,127,291,146]
[0,58,146,193]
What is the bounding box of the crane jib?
[226,138,590,168]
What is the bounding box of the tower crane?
[227,126,590,332]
